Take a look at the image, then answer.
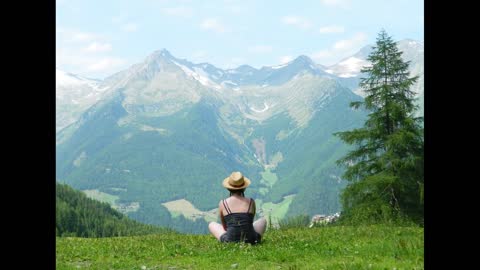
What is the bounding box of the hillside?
[56,40,422,232]
[56,225,424,269]
[55,52,366,232]
[56,182,171,237]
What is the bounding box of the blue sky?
[56,0,424,79]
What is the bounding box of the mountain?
[56,40,423,232]
[326,39,424,115]
[325,46,372,78]
[396,39,424,115]
[56,69,112,132]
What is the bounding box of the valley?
[56,39,423,233]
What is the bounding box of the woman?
[208,171,266,244]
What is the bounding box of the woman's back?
[220,197,260,244]
[221,196,254,215]
[208,171,266,244]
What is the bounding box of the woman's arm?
[219,200,227,230]
[252,198,256,216]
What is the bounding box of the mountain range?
[56,39,424,233]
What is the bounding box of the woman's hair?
[227,188,245,197]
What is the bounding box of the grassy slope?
[56,225,423,269]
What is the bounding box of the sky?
[56,0,424,79]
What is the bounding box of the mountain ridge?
[56,38,423,232]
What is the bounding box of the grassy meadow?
[56,225,423,269]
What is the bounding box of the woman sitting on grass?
[208,172,266,244]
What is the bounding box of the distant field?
[260,168,278,188]
[162,194,294,225]
[82,189,119,206]
[259,195,295,225]
[268,152,284,168]
[162,199,217,222]
[82,189,139,214]
[82,185,293,226]
[57,225,424,269]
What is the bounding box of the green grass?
[56,225,423,269]
[278,214,310,229]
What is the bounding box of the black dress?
[219,198,261,244]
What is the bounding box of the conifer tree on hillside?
[335,30,424,224]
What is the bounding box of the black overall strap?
[223,199,232,215]
[247,198,254,213]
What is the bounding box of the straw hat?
[223,171,251,190]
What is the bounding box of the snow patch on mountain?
[56,69,99,87]
[271,63,289,69]
[250,102,270,113]
[330,57,370,78]
[353,88,366,97]
[409,41,418,46]
[172,60,222,90]
[221,80,238,86]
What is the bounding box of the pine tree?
[335,30,424,224]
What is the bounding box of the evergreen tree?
[335,30,424,224]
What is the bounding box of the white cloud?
[200,18,228,33]
[72,33,95,42]
[319,25,345,34]
[57,30,128,78]
[86,58,126,72]
[161,6,193,18]
[248,45,273,53]
[110,16,139,32]
[57,48,89,67]
[279,55,293,64]
[122,23,138,32]
[57,28,103,44]
[281,16,311,30]
[57,48,127,74]
[333,32,367,50]
[68,32,97,42]
[320,0,350,8]
[84,42,112,53]
[311,32,368,65]
[311,50,330,59]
